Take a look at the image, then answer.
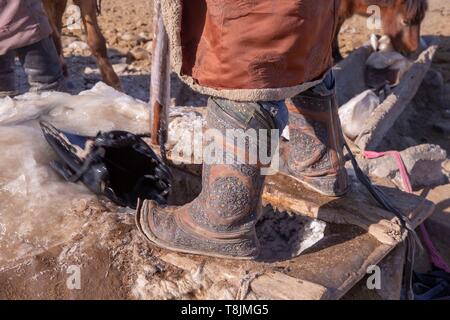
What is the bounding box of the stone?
[135,20,147,28]
[129,47,150,61]
[83,67,96,75]
[67,41,89,52]
[65,4,83,31]
[359,144,448,189]
[443,159,450,175]
[112,63,129,73]
[138,32,152,44]
[402,144,448,187]
[61,36,79,48]
[145,41,154,52]
[108,35,120,45]
[138,32,151,42]
[107,47,127,59]
[366,51,410,70]
[120,32,144,45]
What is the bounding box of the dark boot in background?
[16,37,67,93]
[281,84,349,197]
[0,51,18,98]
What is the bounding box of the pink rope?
[363,150,450,273]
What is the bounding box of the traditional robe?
[161,0,339,101]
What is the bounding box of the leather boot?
[0,51,18,98]
[281,87,349,197]
[136,97,276,259]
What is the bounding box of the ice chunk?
[339,89,380,140]
[167,108,205,164]
[0,83,149,265]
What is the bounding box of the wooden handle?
[150,0,170,146]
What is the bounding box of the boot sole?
[135,201,258,261]
[278,170,350,198]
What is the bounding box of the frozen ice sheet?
[0,83,149,265]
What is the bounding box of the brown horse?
[42,0,121,90]
[333,0,428,61]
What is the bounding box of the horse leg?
[54,0,69,76]
[75,0,122,91]
[42,0,68,76]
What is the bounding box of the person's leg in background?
[0,51,18,98]
[16,36,67,93]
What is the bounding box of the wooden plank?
[250,272,330,300]
[377,243,406,300]
[355,38,440,150]
[158,221,413,300]
[160,253,330,300]
[262,173,434,245]
[158,167,434,300]
[423,184,450,233]
[342,243,406,300]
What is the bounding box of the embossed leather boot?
[136,97,276,259]
[281,87,349,197]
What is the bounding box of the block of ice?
[0,83,149,265]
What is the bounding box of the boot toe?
[137,200,178,247]
[136,200,260,259]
